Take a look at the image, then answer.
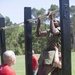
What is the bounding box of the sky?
[0,0,75,24]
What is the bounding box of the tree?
[0,13,3,18]
[70,5,75,16]
[32,8,46,18]
[48,4,59,18]
[5,16,12,26]
[70,15,75,51]
[48,4,58,11]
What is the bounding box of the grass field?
[0,52,75,75]
[12,54,40,75]
[71,52,75,75]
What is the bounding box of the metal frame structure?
[60,0,71,75]
[0,0,71,75]
[0,18,6,64]
[24,7,33,75]
[24,0,71,75]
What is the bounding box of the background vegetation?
[0,4,75,75]
[0,4,75,54]
[0,52,75,75]
[12,52,75,75]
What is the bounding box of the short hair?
[54,18,60,21]
[53,18,60,23]
[32,50,34,54]
[3,50,15,61]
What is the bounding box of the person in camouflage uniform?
[36,14,61,75]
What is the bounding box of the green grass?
[12,55,26,75]
[0,53,75,75]
[12,54,40,75]
[71,52,75,75]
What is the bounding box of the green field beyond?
[0,53,75,75]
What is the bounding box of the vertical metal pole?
[59,0,71,75]
[24,7,33,75]
[0,18,6,64]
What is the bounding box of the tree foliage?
[0,4,75,55]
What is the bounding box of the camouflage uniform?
[38,28,61,66]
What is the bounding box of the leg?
[37,65,44,75]
[51,68,57,75]
[42,65,53,75]
[37,51,44,75]
[51,68,62,75]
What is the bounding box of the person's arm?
[54,44,62,69]
[36,18,47,37]
[49,15,60,34]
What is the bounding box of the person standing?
[0,50,16,75]
[32,50,38,75]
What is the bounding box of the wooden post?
[24,7,33,75]
[0,18,6,64]
[59,0,71,75]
